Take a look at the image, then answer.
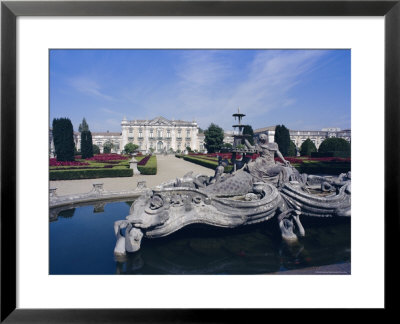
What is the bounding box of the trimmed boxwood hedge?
[311,151,351,158]
[182,155,233,173]
[296,161,351,175]
[137,155,157,175]
[180,155,349,176]
[50,155,158,179]
[49,168,133,180]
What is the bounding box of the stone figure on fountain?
[243,133,304,188]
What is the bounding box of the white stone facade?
[121,116,203,153]
[51,116,205,155]
[254,126,351,149]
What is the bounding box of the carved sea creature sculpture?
[114,164,351,255]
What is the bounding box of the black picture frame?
[1,0,398,322]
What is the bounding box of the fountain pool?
[49,200,350,275]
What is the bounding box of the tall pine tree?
[242,125,255,145]
[81,130,94,159]
[79,118,93,159]
[274,125,291,156]
[52,118,75,161]
[78,117,89,132]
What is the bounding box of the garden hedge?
[182,155,233,173]
[137,155,157,175]
[297,161,351,175]
[311,151,351,158]
[180,155,348,176]
[49,168,133,180]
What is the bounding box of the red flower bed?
[85,154,129,162]
[276,157,303,164]
[138,154,151,166]
[309,157,350,162]
[49,158,89,167]
[275,157,350,164]
[49,166,115,170]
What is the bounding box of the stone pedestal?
[129,158,141,175]
[92,183,104,194]
[49,187,58,198]
[136,181,147,190]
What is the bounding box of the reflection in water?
[93,202,106,213]
[58,208,76,218]
[50,201,350,275]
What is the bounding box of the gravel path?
[50,155,215,196]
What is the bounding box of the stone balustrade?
[49,181,147,210]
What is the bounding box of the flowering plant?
[49,158,89,166]
[138,155,151,166]
[86,154,129,161]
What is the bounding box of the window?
[167,130,171,138]
[150,129,153,138]
[139,129,143,138]
[129,127,133,133]
[186,130,190,138]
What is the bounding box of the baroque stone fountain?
[114,112,351,256]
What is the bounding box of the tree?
[318,137,351,153]
[78,117,89,132]
[81,130,94,159]
[204,123,224,153]
[287,141,297,156]
[124,143,139,154]
[221,142,233,152]
[242,125,255,145]
[300,138,317,156]
[103,141,113,154]
[274,125,291,156]
[92,144,100,155]
[52,118,75,161]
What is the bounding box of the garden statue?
[114,112,351,255]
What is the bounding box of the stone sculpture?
[114,113,351,255]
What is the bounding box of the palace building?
[50,116,205,156]
[120,116,203,153]
[49,117,350,157]
[254,126,351,149]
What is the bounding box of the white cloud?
[163,50,329,130]
[69,77,115,101]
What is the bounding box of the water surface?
[49,201,350,275]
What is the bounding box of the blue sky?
[50,49,350,132]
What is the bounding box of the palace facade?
[50,116,205,156]
[121,116,203,153]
